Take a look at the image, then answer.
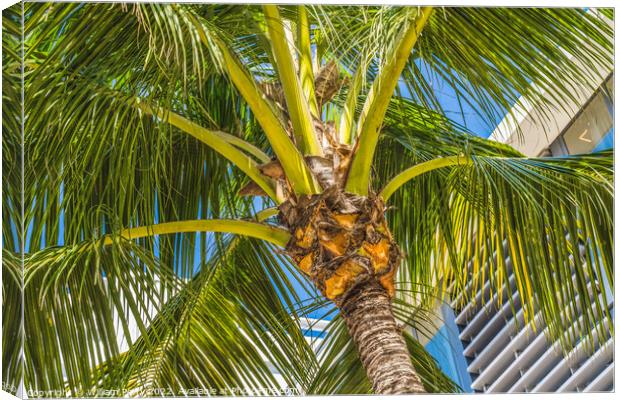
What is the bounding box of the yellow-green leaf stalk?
[104,219,290,247]
[297,6,319,118]
[338,60,366,144]
[184,10,321,195]
[137,102,280,202]
[346,7,433,195]
[263,5,323,156]
[380,155,472,201]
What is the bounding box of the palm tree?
[2,3,614,396]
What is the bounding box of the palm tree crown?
[2,3,614,396]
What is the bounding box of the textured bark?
[279,190,400,304]
[279,190,426,394]
[340,279,426,394]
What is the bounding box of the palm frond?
[411,8,613,136]
[378,112,613,353]
[308,7,611,144]
[105,219,290,247]
[23,238,181,395]
[2,250,23,396]
[2,3,23,253]
[2,6,24,394]
[263,5,322,156]
[22,3,268,281]
[441,152,613,353]
[346,7,432,195]
[182,6,321,194]
[88,237,317,396]
[297,6,319,118]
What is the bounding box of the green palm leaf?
[22,237,179,394]
[376,107,613,352]
[2,250,23,396]
[412,8,612,133]
[90,237,318,396]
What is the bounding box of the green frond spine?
[346,7,433,194]
[104,219,291,247]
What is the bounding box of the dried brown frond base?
[279,187,401,306]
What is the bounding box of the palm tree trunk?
[279,190,426,394]
[339,279,426,394]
